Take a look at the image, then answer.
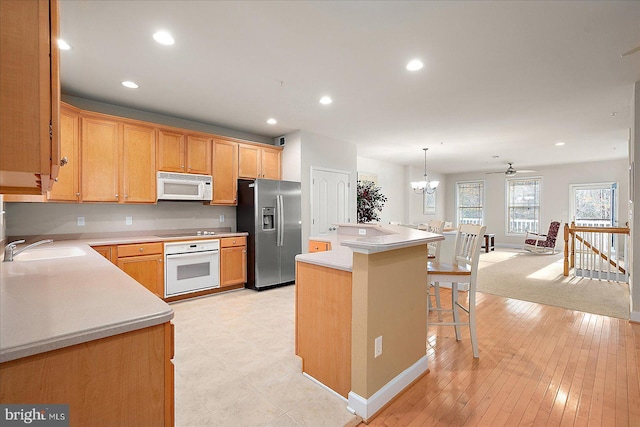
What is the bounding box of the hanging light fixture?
[411,148,439,194]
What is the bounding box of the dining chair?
[427,224,486,358]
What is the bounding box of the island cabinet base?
[0,322,175,427]
[295,261,352,398]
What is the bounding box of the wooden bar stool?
[427,224,486,358]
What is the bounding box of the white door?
[311,168,351,236]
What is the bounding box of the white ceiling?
[59,1,640,174]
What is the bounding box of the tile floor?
[171,285,359,427]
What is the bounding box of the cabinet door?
[186,136,211,175]
[211,140,237,205]
[157,130,185,173]
[0,0,59,195]
[80,116,120,202]
[237,144,261,179]
[49,104,79,201]
[261,147,281,180]
[92,245,116,264]
[122,124,156,203]
[220,246,247,287]
[118,254,164,297]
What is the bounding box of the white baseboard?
[496,243,522,249]
[347,354,429,421]
[630,310,640,323]
[302,372,348,403]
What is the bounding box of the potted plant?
[357,180,387,223]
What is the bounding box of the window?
[456,181,484,226]
[570,182,617,226]
[507,178,541,234]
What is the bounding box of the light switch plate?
[125,216,133,226]
[358,229,366,236]
[77,216,85,227]
[375,336,383,358]
[220,214,225,223]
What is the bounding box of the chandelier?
[411,148,439,194]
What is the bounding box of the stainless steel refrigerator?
[236,179,302,290]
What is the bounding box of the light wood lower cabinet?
[220,237,247,287]
[91,244,116,264]
[0,322,175,427]
[296,261,352,398]
[308,240,331,253]
[117,243,164,298]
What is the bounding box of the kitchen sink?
[14,247,86,261]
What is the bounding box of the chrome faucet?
[3,239,53,262]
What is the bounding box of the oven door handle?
[166,250,219,260]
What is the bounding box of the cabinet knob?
[315,246,319,250]
[124,194,128,199]
[115,194,119,198]
[76,192,80,196]
[60,157,68,167]
[139,248,144,252]
[232,240,236,244]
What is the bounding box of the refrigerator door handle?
[277,194,284,247]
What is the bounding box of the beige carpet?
[476,248,630,319]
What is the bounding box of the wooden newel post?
[563,223,569,276]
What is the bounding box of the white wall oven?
[164,240,220,297]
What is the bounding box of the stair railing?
[563,222,629,282]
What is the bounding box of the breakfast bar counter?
[295,224,443,422]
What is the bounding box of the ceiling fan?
[486,162,537,176]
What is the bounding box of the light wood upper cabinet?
[238,144,261,179]
[157,130,185,173]
[211,139,238,205]
[49,104,80,202]
[122,124,156,203]
[157,131,211,175]
[186,135,211,175]
[81,116,120,202]
[0,0,60,195]
[238,143,281,180]
[261,146,281,180]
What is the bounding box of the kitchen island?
[295,224,443,422]
[0,240,175,426]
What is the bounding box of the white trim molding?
[347,354,428,421]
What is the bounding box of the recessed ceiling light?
[267,118,277,125]
[121,81,139,89]
[406,59,423,71]
[319,96,332,105]
[57,39,71,50]
[153,31,174,45]
[555,141,566,146]
[610,112,617,117]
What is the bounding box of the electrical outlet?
[375,336,383,358]
[125,216,133,226]
[77,216,85,227]
[219,214,225,223]
[358,228,366,236]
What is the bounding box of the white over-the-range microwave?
[157,172,213,201]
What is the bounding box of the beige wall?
[351,245,427,398]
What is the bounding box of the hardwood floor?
[362,290,640,426]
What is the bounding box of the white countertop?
[296,224,444,272]
[0,241,174,363]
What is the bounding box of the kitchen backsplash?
[4,201,236,237]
